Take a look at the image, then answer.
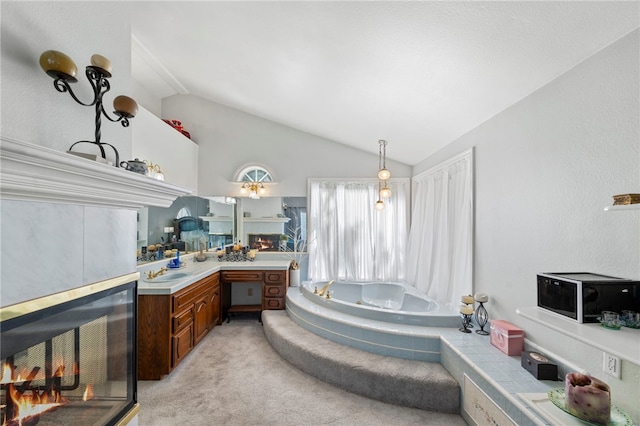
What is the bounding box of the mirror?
[237,196,307,252]
[137,195,306,262]
[137,195,236,262]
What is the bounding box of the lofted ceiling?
[130,1,639,166]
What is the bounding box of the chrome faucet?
[317,280,335,297]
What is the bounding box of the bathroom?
[1,2,639,425]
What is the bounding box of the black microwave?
[537,272,640,323]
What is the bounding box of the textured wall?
[1,2,136,307]
[161,94,412,197]
[1,1,133,160]
[413,29,640,421]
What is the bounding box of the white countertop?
[137,254,290,295]
[517,306,640,365]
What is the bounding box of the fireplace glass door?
[1,278,137,426]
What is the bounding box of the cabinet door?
[193,295,210,345]
[209,285,221,327]
[172,323,193,368]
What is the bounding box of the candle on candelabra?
[113,95,138,118]
[474,293,489,303]
[461,295,474,305]
[90,54,112,73]
[460,304,473,315]
[39,50,78,80]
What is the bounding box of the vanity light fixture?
[39,50,138,167]
[375,140,392,210]
[240,182,266,199]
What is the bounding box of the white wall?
[413,29,640,419]
[1,2,136,304]
[161,95,412,197]
[1,1,133,162]
[132,106,199,191]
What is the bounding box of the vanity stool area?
[136,256,290,380]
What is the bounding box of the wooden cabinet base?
[221,270,289,323]
[138,272,220,380]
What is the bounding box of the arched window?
[236,165,273,183]
[176,207,191,219]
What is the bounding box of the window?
[308,179,409,282]
[237,166,273,183]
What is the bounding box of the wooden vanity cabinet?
[138,272,220,380]
[263,270,288,310]
[221,269,289,320]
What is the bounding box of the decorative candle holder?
[217,246,254,262]
[473,293,489,335]
[459,296,474,333]
[40,50,137,167]
[459,312,473,333]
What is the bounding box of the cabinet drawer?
[222,271,263,282]
[264,284,285,297]
[173,288,199,313]
[172,308,193,333]
[263,297,285,310]
[264,271,286,284]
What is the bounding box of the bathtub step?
[262,310,460,414]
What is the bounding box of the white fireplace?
[0,136,192,424]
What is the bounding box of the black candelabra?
[459,295,474,333]
[40,50,138,167]
[474,293,490,335]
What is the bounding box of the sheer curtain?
[308,179,408,282]
[406,149,473,309]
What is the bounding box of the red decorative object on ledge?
[162,119,191,139]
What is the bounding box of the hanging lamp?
[375,140,392,209]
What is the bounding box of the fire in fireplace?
[0,274,138,426]
[247,234,283,252]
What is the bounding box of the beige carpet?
[137,314,468,426]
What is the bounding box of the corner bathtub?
[300,280,459,327]
[286,281,461,361]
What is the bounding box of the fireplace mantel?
[0,136,192,209]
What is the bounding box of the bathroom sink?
[143,271,191,283]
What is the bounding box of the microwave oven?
[537,272,640,323]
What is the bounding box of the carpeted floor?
[137,314,468,426]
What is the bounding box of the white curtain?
[406,150,473,310]
[308,179,408,282]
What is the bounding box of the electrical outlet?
[602,352,621,378]
[248,288,253,297]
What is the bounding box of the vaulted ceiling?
[131,1,639,166]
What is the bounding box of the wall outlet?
[602,352,621,378]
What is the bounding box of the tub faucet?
[317,280,335,297]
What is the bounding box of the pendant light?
[375,140,392,209]
[377,140,391,180]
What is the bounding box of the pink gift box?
[490,320,524,356]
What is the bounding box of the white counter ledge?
[137,256,290,295]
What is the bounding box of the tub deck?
[289,286,459,361]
